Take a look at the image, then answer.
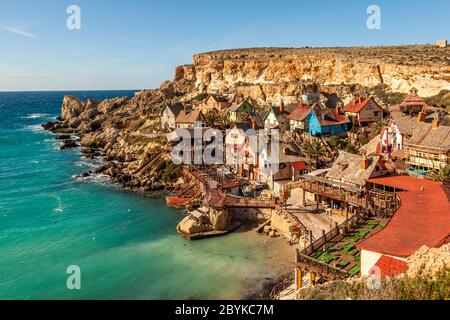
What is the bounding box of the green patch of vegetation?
[337,260,350,269]
[425,89,450,109]
[430,165,450,183]
[313,251,339,264]
[193,93,209,101]
[318,253,339,264]
[348,268,450,300]
[365,221,379,229]
[371,84,407,106]
[357,230,369,239]
[341,243,356,254]
[348,265,361,277]
[325,136,359,154]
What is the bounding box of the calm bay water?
[0,91,273,300]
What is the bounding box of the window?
[374,111,380,117]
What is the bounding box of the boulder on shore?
[61,95,85,121]
[60,140,79,150]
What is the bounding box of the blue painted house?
[307,109,350,137]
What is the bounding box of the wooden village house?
[263,102,293,133]
[198,94,231,115]
[287,103,322,134]
[358,176,449,277]
[343,96,383,126]
[228,100,255,123]
[296,151,389,215]
[161,103,183,131]
[404,117,450,172]
[307,108,350,137]
[175,109,205,129]
[257,142,307,195]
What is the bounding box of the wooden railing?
[224,195,277,209]
[301,213,361,256]
[296,249,348,280]
[290,180,365,207]
[268,274,294,300]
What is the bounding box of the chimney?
[432,113,441,128]
[432,119,440,129]
[336,103,342,115]
[417,112,427,123]
[252,120,256,130]
[360,157,370,170]
[280,100,285,113]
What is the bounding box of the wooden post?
[322,229,326,242]
[309,230,314,247]
[296,267,303,291]
[345,205,349,234]
[302,189,306,207]
[310,272,316,288]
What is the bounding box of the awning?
[291,161,307,171]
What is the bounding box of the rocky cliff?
[177,46,450,106]
[43,84,190,191]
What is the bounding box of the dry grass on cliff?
[196,45,450,67]
[298,268,450,300]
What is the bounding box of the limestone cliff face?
[176,46,450,106]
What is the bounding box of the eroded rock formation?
[185,46,450,106]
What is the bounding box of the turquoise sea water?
[0,91,275,300]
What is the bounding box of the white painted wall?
[360,249,408,277]
[265,110,279,127]
[361,250,382,277]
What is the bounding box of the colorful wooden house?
[175,109,205,129]
[263,102,293,133]
[257,142,307,195]
[307,108,350,137]
[288,102,322,133]
[228,100,255,123]
[161,103,183,131]
[199,94,231,115]
[344,96,383,126]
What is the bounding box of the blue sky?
[0,0,449,91]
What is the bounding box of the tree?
[204,112,220,127]
[369,120,386,138]
[302,140,326,169]
[430,165,450,182]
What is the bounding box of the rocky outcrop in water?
[42,80,190,191]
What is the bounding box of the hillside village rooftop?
[359,176,449,258]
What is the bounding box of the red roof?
[291,161,307,170]
[288,103,315,121]
[371,255,409,277]
[344,96,381,114]
[366,175,440,192]
[317,109,350,127]
[358,177,450,258]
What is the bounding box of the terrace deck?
[296,216,391,279]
